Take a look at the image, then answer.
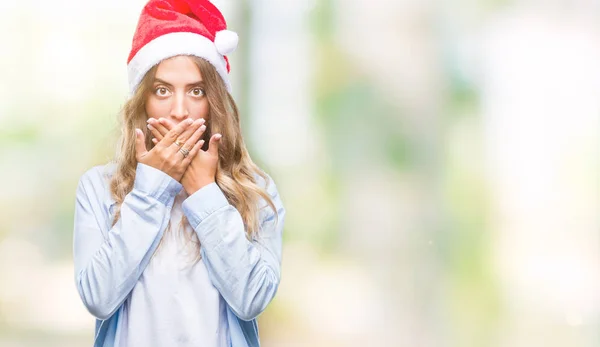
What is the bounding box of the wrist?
[186,178,215,195]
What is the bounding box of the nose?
[170,93,189,122]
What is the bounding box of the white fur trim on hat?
[127,32,231,95]
[214,30,238,55]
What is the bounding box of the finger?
[207,133,222,156]
[166,118,205,144]
[177,118,205,145]
[184,139,205,164]
[152,138,158,145]
[134,128,148,159]
[182,123,207,150]
[152,118,171,136]
[146,123,164,141]
[158,117,176,130]
[161,118,194,147]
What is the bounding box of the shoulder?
[77,162,117,205]
[78,162,116,189]
[252,170,279,199]
[251,169,285,216]
[76,162,118,232]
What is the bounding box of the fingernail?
[147,124,154,130]
[187,118,193,124]
[216,134,222,140]
[200,125,206,130]
[146,118,152,123]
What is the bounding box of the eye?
[190,88,205,97]
[154,87,171,97]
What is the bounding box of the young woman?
[72,1,286,346]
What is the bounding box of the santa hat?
[127,0,238,95]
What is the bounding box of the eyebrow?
[153,78,204,88]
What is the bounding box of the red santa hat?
[127,0,238,95]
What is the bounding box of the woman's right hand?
[134,118,206,181]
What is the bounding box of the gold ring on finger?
[179,147,190,158]
[174,140,183,147]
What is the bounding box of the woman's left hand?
[147,117,222,195]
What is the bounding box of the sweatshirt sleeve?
[181,175,286,321]
[73,163,182,320]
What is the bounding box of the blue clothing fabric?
[73,162,286,347]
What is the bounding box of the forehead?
[154,55,202,83]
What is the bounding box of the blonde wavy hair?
[108,56,277,262]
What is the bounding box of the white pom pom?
[214,30,238,56]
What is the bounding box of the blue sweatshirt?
[73,162,286,347]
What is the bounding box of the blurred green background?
[0,0,599,346]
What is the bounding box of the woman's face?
[145,55,209,125]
